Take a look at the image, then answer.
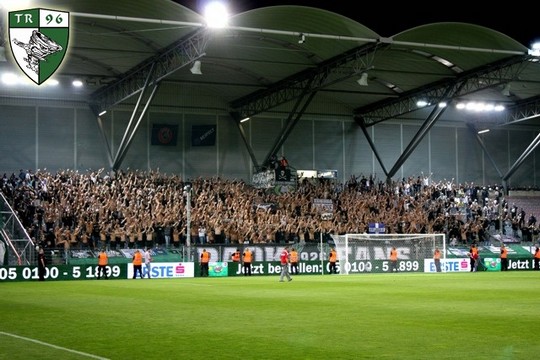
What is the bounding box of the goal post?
[331,233,446,274]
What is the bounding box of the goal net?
[331,233,446,274]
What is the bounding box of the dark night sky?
[177,0,538,47]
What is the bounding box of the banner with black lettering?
[151,124,178,146]
[191,125,216,146]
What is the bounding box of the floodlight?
[190,60,202,75]
[357,72,368,86]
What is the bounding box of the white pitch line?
[0,331,110,360]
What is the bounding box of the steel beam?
[355,55,532,126]
[89,29,209,114]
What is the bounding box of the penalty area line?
[0,331,110,360]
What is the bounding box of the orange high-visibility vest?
[133,251,142,265]
[98,252,108,266]
[290,250,298,263]
[501,247,508,259]
[243,250,252,263]
[434,249,441,260]
[329,249,337,262]
[201,251,210,263]
[390,249,398,261]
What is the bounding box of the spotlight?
[190,60,202,75]
[357,72,368,86]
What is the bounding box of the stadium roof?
[1,0,540,158]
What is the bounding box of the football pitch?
[1,272,539,359]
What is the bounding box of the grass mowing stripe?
[1,272,540,359]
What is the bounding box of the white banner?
[127,262,195,279]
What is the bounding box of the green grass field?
[1,272,539,360]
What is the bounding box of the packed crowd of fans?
[1,168,538,251]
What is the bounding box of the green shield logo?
[8,8,69,85]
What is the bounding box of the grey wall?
[0,100,538,188]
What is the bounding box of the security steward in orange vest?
[290,248,299,275]
[242,248,253,276]
[132,249,143,279]
[200,248,210,277]
[97,248,109,279]
[329,247,338,274]
[500,244,509,271]
[469,244,479,272]
[390,247,399,272]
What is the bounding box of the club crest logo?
[8,8,69,85]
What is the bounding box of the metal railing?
[0,192,35,266]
